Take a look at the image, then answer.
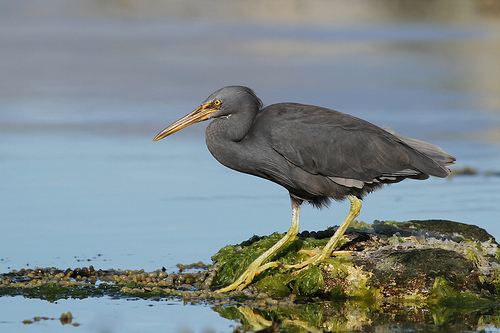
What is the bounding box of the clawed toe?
[298,248,320,257]
[331,250,353,256]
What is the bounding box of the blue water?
[1,2,500,332]
[0,297,229,333]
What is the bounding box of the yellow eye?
[214,99,222,106]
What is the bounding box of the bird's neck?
[205,106,258,172]
[206,105,258,142]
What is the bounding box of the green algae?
[294,266,324,296]
[210,230,355,294]
[211,232,286,289]
[253,274,291,298]
[211,234,358,298]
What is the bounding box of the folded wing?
[262,103,453,188]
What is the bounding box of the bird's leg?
[216,197,302,292]
[286,195,362,271]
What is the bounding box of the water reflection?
[215,301,499,332]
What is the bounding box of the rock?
[211,220,499,302]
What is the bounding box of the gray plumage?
[203,86,455,208]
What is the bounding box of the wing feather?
[257,103,450,184]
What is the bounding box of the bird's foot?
[285,247,353,274]
[215,261,279,293]
[297,248,318,257]
[299,248,353,257]
[284,252,328,273]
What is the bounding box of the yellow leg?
[286,195,362,271]
[216,197,302,292]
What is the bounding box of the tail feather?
[397,135,455,166]
[391,133,455,178]
[384,128,455,177]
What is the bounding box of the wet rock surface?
[0,220,498,332]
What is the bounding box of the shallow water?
[1,296,230,333]
[1,1,500,332]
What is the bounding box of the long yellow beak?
[153,103,217,141]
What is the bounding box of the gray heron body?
[154,86,455,292]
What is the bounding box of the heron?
[153,86,455,292]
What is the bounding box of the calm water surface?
[1,2,499,332]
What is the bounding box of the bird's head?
[153,86,262,141]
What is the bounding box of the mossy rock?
[211,220,499,302]
[375,219,497,243]
[359,248,480,297]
